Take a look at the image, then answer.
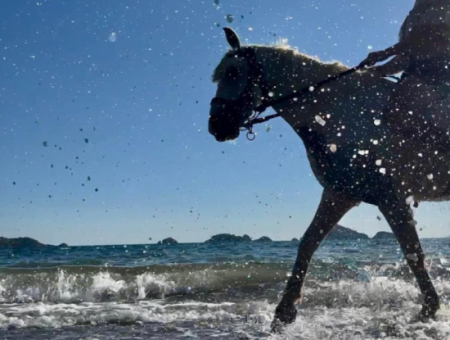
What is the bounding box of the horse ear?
[223,27,241,50]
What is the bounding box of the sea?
[1,239,450,340]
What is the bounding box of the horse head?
[209,28,268,142]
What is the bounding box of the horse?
[208,28,447,330]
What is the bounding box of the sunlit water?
[1,239,450,339]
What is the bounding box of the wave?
[2,278,450,336]
[1,259,450,304]
[0,262,289,304]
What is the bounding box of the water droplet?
[108,32,117,42]
[406,253,419,262]
[315,115,326,126]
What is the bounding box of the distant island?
[0,237,68,249]
[204,228,376,244]
[157,237,178,245]
[372,231,396,240]
[327,226,397,241]
[204,234,282,243]
[205,234,252,243]
[326,225,369,240]
[253,236,272,243]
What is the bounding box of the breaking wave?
[2,276,450,338]
[1,259,450,304]
[2,259,450,339]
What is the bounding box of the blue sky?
[1,0,447,245]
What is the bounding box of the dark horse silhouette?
[209,28,443,330]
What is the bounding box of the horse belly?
[395,150,450,202]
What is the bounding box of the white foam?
[3,267,450,339]
[0,300,242,329]
[2,298,450,340]
[0,269,178,303]
[136,272,174,299]
[57,270,80,302]
[1,279,450,340]
[91,272,127,299]
[0,282,6,303]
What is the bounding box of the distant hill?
[372,232,396,240]
[205,234,252,243]
[326,225,369,240]
[157,237,178,245]
[0,237,67,249]
[253,236,272,243]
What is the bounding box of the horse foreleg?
[272,190,358,328]
[379,200,439,319]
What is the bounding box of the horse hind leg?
[378,199,439,319]
[271,190,358,331]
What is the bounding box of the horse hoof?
[271,304,297,332]
[270,318,284,334]
[419,300,440,320]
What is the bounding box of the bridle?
[211,46,363,141]
[210,47,272,141]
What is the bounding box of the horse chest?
[299,127,379,197]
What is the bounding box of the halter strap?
[235,48,271,103]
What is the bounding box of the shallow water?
[1,239,450,339]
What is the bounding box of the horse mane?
[212,44,348,83]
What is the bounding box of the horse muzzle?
[208,112,241,142]
[209,99,245,142]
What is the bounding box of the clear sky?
[1,0,447,245]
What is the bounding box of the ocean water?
[1,239,450,339]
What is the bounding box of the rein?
[243,65,362,140]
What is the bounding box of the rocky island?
[0,237,68,249]
[157,237,178,245]
[205,234,252,243]
[253,236,272,243]
[204,227,372,244]
[326,225,369,240]
[372,231,396,240]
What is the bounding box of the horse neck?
[256,46,347,109]
[255,46,390,147]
